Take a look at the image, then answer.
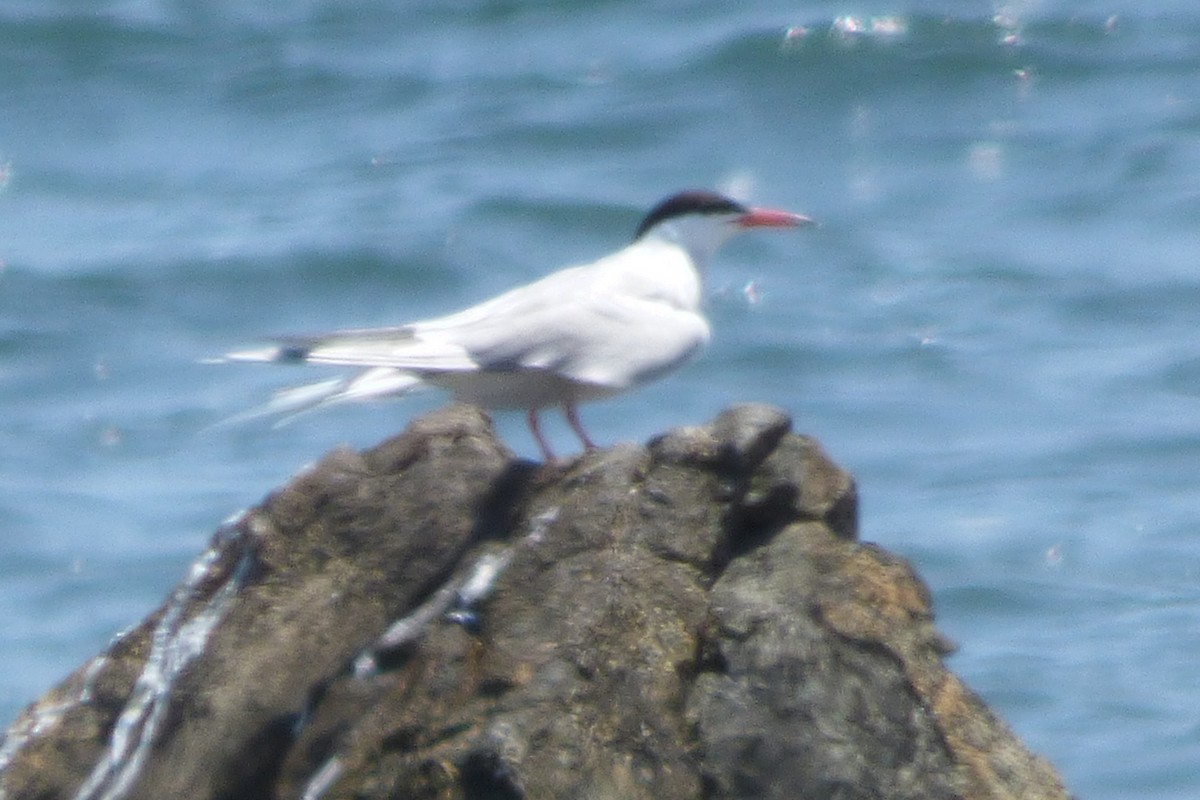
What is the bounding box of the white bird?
[222,190,813,461]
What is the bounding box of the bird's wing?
[413,274,712,390]
[224,252,708,389]
[221,265,601,372]
[224,325,478,371]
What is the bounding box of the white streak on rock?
[299,756,344,800]
[70,530,254,800]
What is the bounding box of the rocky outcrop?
[0,404,1069,800]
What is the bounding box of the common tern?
[222,190,813,461]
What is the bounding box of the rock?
[0,404,1069,800]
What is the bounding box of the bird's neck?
[645,218,737,269]
[615,235,705,312]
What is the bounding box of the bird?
[221,190,813,461]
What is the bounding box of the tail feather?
[217,367,424,428]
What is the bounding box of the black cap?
[633,190,748,240]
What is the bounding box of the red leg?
[527,408,556,462]
[564,402,596,451]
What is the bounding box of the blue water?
[2,1,1199,795]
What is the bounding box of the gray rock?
[0,404,1069,800]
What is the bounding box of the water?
[1,1,1198,795]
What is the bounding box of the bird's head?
[633,190,814,263]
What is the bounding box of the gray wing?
[224,259,709,390]
[412,274,711,390]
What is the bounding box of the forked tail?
[214,366,423,427]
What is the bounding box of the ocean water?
[1,0,1198,795]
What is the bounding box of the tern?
[222,190,813,461]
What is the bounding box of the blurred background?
[1,1,1198,795]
